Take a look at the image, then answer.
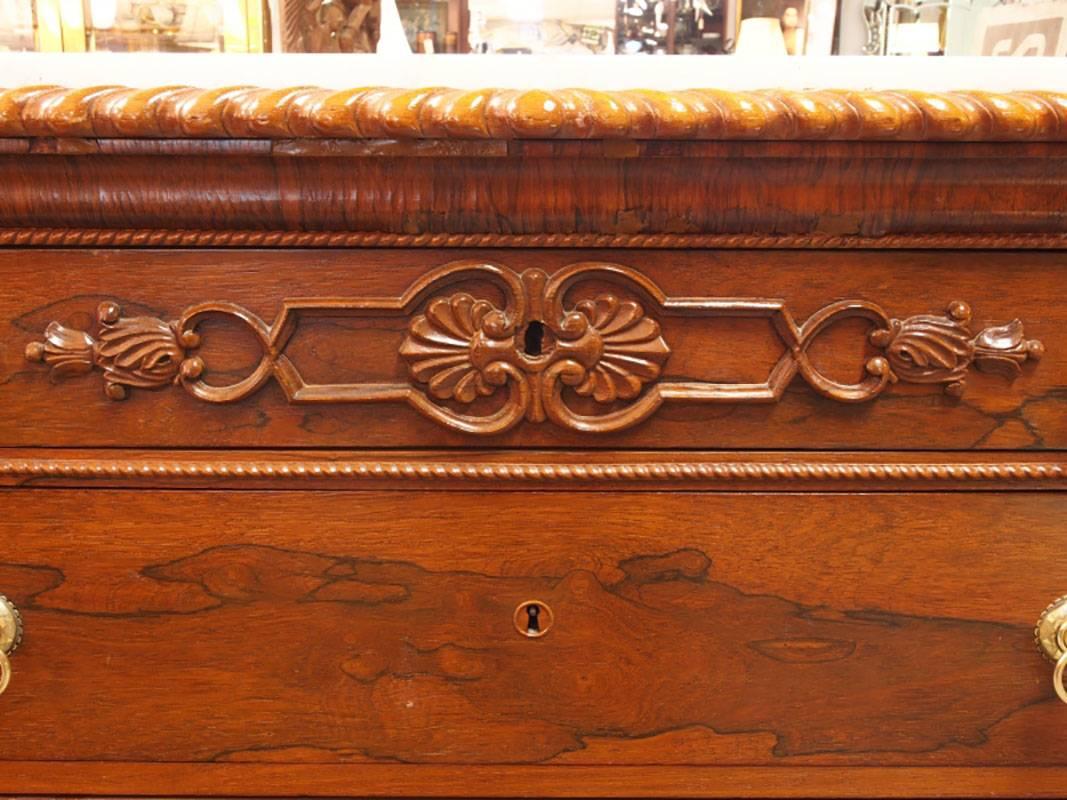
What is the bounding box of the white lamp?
[377,0,412,54]
[734,16,787,56]
[88,0,117,29]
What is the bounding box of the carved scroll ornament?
[24,261,1043,435]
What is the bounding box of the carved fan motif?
[94,311,184,392]
[398,294,513,403]
[569,296,670,403]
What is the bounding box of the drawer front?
[1,489,1065,796]
[1,247,1061,450]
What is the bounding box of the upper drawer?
[1,247,1060,449]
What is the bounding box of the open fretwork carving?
[24,261,1043,435]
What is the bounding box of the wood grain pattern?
[2,86,1067,141]
[6,764,1067,798]
[5,148,1066,240]
[0,489,1064,787]
[2,248,1061,449]
[3,78,1067,800]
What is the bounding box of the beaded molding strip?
[2,86,1067,141]
[1,457,1062,486]
[3,229,1067,250]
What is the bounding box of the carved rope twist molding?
[0,458,1062,484]
[4,228,1067,250]
[24,261,1043,435]
[2,86,1067,140]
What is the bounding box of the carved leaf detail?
[880,315,974,384]
[95,316,183,389]
[36,321,95,379]
[571,296,671,403]
[400,294,505,403]
[972,318,1043,378]
[975,318,1024,352]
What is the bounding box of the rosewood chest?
[1,84,1067,798]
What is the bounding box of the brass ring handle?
[0,650,9,696]
[1055,652,1067,705]
[0,595,22,697]
[1036,595,1067,705]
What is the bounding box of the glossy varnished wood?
[1,80,1066,800]
[2,86,1067,141]
[0,490,1064,787]
[3,143,1066,238]
[2,248,1060,449]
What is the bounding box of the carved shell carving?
[398,293,513,403]
[398,290,671,415]
[566,296,670,403]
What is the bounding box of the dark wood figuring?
[0,490,1064,787]
[3,143,1067,239]
[2,248,1059,449]
[2,82,1067,800]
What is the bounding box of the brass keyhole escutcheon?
[514,600,553,638]
[0,594,23,696]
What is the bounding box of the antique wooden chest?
[1,85,1066,798]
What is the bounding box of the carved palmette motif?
[398,288,671,427]
[25,301,198,400]
[23,262,1043,435]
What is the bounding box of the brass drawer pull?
[0,595,22,696]
[1036,596,1067,704]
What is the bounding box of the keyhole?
[526,604,541,634]
[514,599,553,638]
[523,321,545,357]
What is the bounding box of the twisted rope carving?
[0,458,1062,483]
[2,86,1067,140]
[3,228,1067,250]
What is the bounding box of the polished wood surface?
[2,86,1067,141]
[1,81,1066,799]
[3,143,1066,239]
[2,248,1060,449]
[7,764,1067,798]
[0,490,1064,782]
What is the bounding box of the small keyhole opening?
[514,599,553,638]
[523,321,545,357]
[526,603,541,634]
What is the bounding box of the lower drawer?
[1,489,1065,797]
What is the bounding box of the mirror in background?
[0,0,1064,56]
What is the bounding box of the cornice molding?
[2,85,1066,141]
[3,228,1067,250]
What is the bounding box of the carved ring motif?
[24,261,1043,435]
